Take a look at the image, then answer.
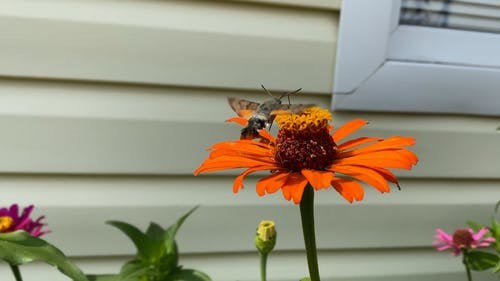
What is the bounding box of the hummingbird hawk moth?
[227,85,315,139]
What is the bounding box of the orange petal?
[301,169,335,190]
[331,178,364,203]
[225,116,248,126]
[334,150,418,169]
[281,173,308,204]
[340,136,416,157]
[194,156,276,174]
[369,166,400,189]
[210,139,272,151]
[209,142,273,159]
[329,165,390,193]
[233,165,279,193]
[258,129,276,143]
[256,172,289,196]
[337,137,382,151]
[214,140,274,153]
[332,119,368,142]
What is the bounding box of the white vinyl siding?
[0,1,499,281]
[0,0,336,93]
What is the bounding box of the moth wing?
[270,104,316,116]
[227,97,260,119]
[270,109,292,116]
[237,110,256,120]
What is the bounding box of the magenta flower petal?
[435,228,453,242]
[8,204,19,220]
[436,245,452,251]
[472,227,489,240]
[18,205,34,221]
[0,204,49,237]
[15,216,33,231]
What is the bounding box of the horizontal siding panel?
[235,0,342,10]
[0,78,330,121]
[335,111,500,179]
[0,113,498,178]
[0,1,337,93]
[0,78,499,177]
[2,175,499,256]
[0,250,497,281]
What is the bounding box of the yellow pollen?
[275,107,332,132]
[0,216,14,232]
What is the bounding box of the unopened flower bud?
[255,220,276,255]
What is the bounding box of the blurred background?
[0,0,499,280]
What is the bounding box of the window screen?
[400,0,500,34]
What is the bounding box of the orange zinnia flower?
[194,107,418,204]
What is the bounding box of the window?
[332,0,500,116]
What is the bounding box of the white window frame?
[332,0,500,116]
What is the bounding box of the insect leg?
[268,122,274,131]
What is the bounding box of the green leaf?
[166,268,212,281]
[466,221,484,232]
[119,259,151,281]
[467,251,499,271]
[158,244,179,276]
[145,222,168,260]
[299,278,311,281]
[490,217,500,237]
[158,206,199,278]
[87,274,120,281]
[495,200,500,214]
[0,230,88,281]
[163,206,199,253]
[147,223,165,241]
[488,217,500,254]
[493,260,500,274]
[110,207,201,281]
[107,221,152,260]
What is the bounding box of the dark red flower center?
[453,229,473,248]
[275,127,337,172]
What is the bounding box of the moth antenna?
[261,85,274,97]
[278,88,302,101]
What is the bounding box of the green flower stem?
[465,264,472,281]
[260,252,268,281]
[462,250,473,281]
[256,220,276,281]
[10,264,23,281]
[300,184,321,281]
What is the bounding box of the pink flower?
[0,204,49,237]
[433,228,496,256]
